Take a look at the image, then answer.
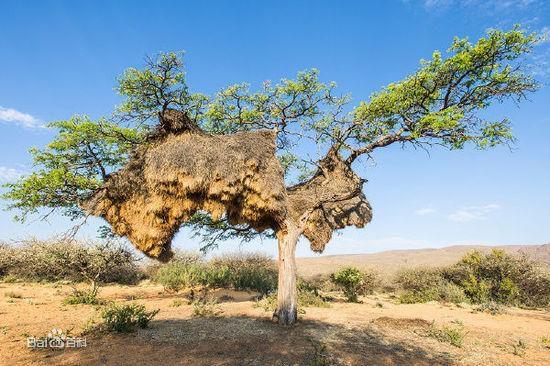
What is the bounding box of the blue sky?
[0,0,549,258]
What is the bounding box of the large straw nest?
[82,110,287,261]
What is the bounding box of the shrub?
[209,253,277,294]
[192,298,222,317]
[255,280,330,312]
[0,238,142,285]
[398,279,467,305]
[395,267,444,293]
[511,339,527,356]
[100,303,159,332]
[426,321,465,348]
[170,299,185,307]
[444,249,550,307]
[330,267,377,302]
[154,261,205,292]
[474,301,507,315]
[0,242,11,278]
[144,250,202,279]
[63,289,103,305]
[153,252,277,295]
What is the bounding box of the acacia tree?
[3,28,539,325]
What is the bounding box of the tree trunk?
[273,219,300,326]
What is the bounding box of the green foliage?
[398,282,467,305]
[154,261,205,292]
[63,289,103,305]
[1,116,143,222]
[169,299,185,307]
[152,253,277,295]
[1,27,540,249]
[307,340,331,366]
[445,249,549,307]
[191,298,223,317]
[330,267,377,302]
[394,250,549,308]
[100,303,159,333]
[254,282,330,313]
[511,339,527,357]
[426,321,465,348]
[351,26,538,157]
[395,267,443,293]
[116,51,208,124]
[208,254,277,295]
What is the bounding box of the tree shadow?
[41,315,456,366]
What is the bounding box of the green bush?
[394,250,549,308]
[254,284,330,313]
[426,321,465,347]
[100,303,159,332]
[154,261,206,292]
[152,253,277,295]
[191,298,222,317]
[444,249,549,307]
[209,253,277,294]
[399,281,467,304]
[63,289,103,305]
[330,267,377,302]
[395,267,444,293]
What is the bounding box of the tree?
[2,27,540,325]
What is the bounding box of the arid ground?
[1,281,548,366]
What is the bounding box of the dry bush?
[395,267,467,304]
[0,238,142,285]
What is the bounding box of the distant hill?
[296,244,550,278]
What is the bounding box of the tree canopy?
[2,27,540,249]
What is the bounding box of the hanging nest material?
[82,110,287,261]
[286,148,373,252]
[82,109,372,260]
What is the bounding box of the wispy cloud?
[0,106,43,129]
[0,166,25,183]
[448,203,501,223]
[414,207,437,216]
[414,0,543,13]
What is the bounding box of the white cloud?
[448,203,501,223]
[421,0,541,11]
[0,106,43,128]
[423,0,452,9]
[414,207,437,216]
[0,166,25,183]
